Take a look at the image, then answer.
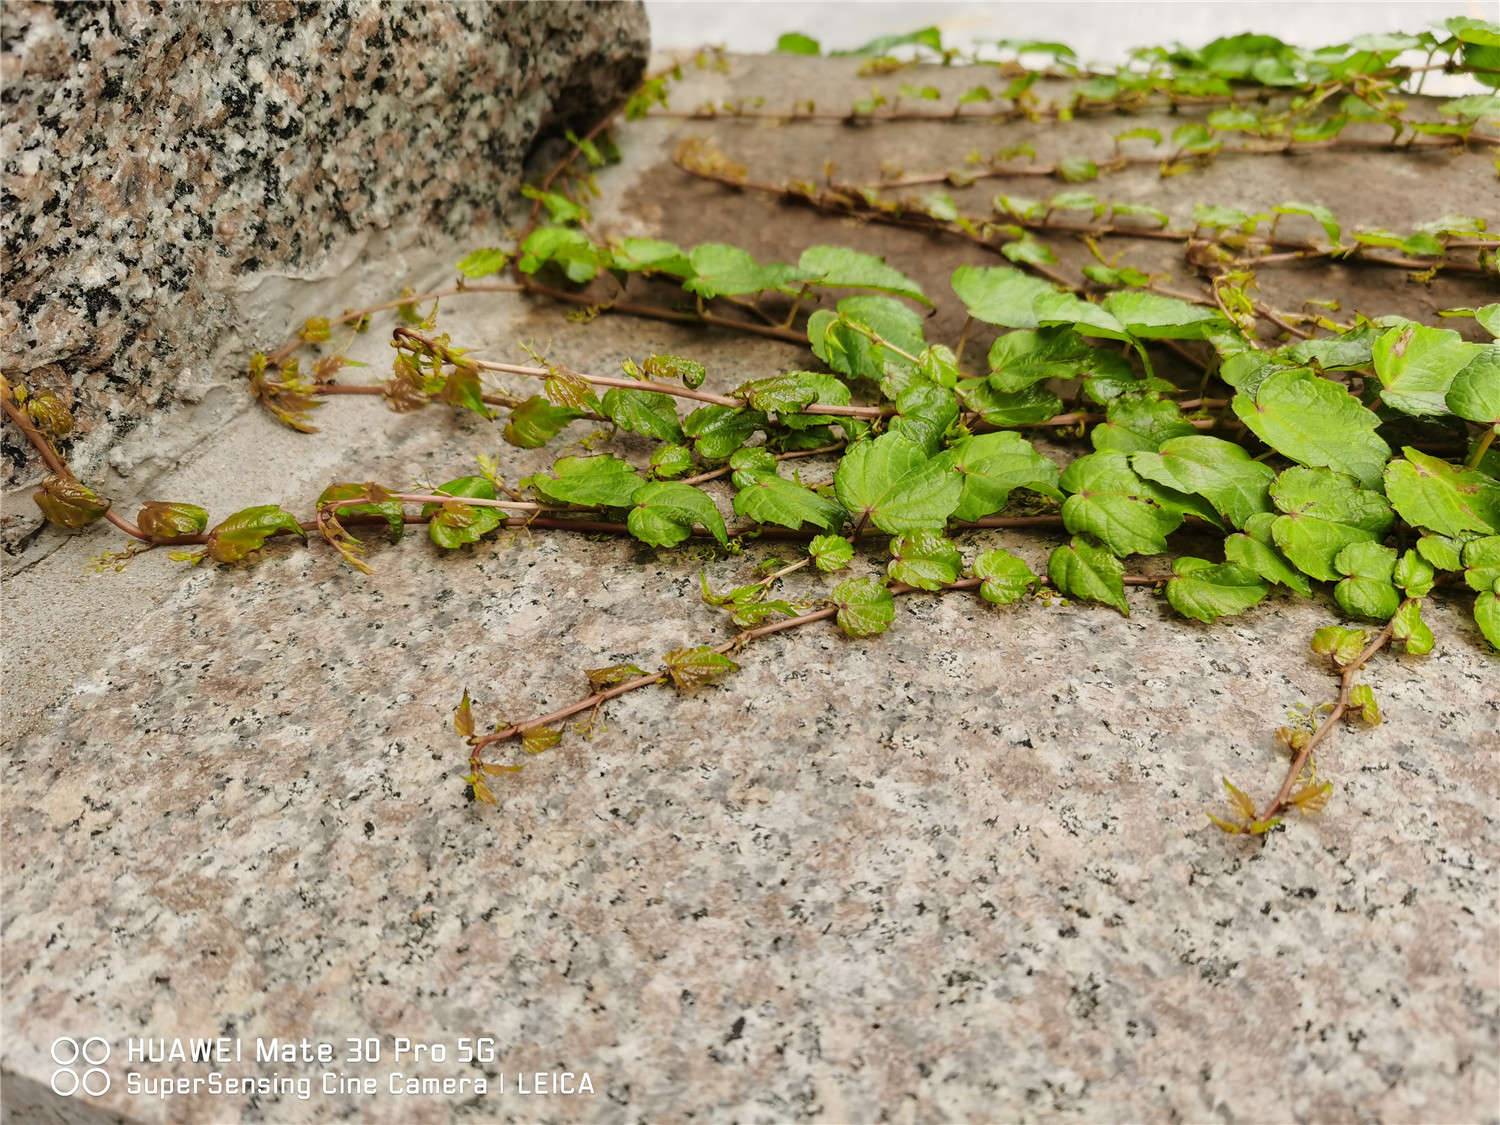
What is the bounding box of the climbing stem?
[1258,607,1404,822]
[471,572,1169,753]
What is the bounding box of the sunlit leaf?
[205,504,306,563]
[831,575,896,637]
[628,481,728,547]
[1048,536,1129,615]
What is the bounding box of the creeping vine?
[8,21,1499,837]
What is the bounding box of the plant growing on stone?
[8,21,1498,834]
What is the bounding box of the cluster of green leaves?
[518,223,931,307]
[988,191,1492,265]
[397,250,1500,655]
[750,20,1500,147]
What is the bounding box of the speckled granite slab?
[3,49,1498,1125]
[0,0,648,513]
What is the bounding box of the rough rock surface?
[3,49,1498,1125]
[0,0,648,504]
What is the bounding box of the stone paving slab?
[3,53,1498,1124]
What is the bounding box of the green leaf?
[1446,345,1500,425]
[681,405,765,461]
[1273,202,1341,244]
[521,185,587,224]
[422,477,502,550]
[1462,535,1500,592]
[1111,201,1170,227]
[1268,466,1394,582]
[842,25,943,57]
[516,226,601,283]
[1232,368,1390,488]
[316,484,402,541]
[1048,536,1129,615]
[1002,236,1059,268]
[729,447,778,477]
[1477,305,1500,339]
[994,194,1046,221]
[972,548,1039,605]
[733,472,845,532]
[1372,323,1480,417]
[683,243,800,298]
[1417,533,1466,572]
[1225,525,1312,597]
[809,296,925,386]
[663,646,739,691]
[628,481,728,548]
[888,530,961,590]
[833,433,962,535]
[1333,541,1400,621]
[775,31,821,55]
[1439,92,1500,119]
[1130,435,1274,529]
[601,386,683,442]
[1091,394,1196,453]
[1312,624,1370,667]
[831,576,895,637]
[956,379,1064,427]
[205,504,306,563]
[1166,557,1268,623]
[951,266,1128,340]
[889,382,959,455]
[436,364,494,420]
[1060,451,1182,556]
[1281,327,1381,374]
[1393,549,1437,598]
[916,345,961,390]
[1447,17,1500,88]
[1475,589,1500,650]
[1099,291,1229,340]
[649,443,694,479]
[798,245,929,304]
[1056,156,1099,183]
[1347,683,1382,726]
[1391,599,1435,655]
[809,534,854,572]
[936,431,1062,521]
[456,248,510,278]
[1384,447,1500,537]
[643,353,707,388]
[524,455,644,508]
[503,395,581,449]
[736,370,849,416]
[1081,263,1152,288]
[987,327,1130,393]
[137,501,212,542]
[609,238,694,279]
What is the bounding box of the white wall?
[645,1,1489,66]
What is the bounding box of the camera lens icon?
[49,1037,110,1097]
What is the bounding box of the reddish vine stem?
[675,158,1496,279]
[521,57,689,237]
[679,442,845,485]
[1258,608,1403,821]
[471,571,1170,750]
[1,390,150,542]
[263,282,522,370]
[515,274,808,344]
[859,132,1500,190]
[394,327,890,417]
[646,69,1500,128]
